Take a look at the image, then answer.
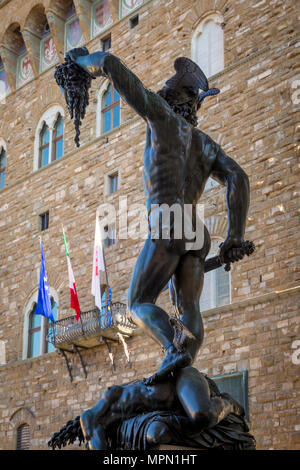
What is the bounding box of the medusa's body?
[80,367,245,450]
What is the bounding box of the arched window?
[16,423,30,450]
[24,294,58,359]
[52,114,64,161]
[39,123,50,168]
[0,147,6,189]
[191,14,224,78]
[28,305,42,358]
[34,106,64,170]
[102,83,120,133]
[200,239,230,311]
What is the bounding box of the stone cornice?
[201,285,300,318]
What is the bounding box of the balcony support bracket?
[103,338,116,371]
[73,344,88,378]
[58,348,74,383]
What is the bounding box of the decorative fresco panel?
[92,0,113,37]
[40,36,59,73]
[65,16,84,52]
[17,52,34,89]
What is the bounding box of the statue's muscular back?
[142,99,221,213]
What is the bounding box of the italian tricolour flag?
[63,228,81,321]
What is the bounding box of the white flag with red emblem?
[62,228,81,321]
[91,215,105,310]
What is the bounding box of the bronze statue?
[56,48,250,381]
[53,48,255,450]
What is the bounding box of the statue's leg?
[169,225,210,361]
[128,236,192,382]
[128,235,181,350]
[169,253,205,361]
[146,421,172,447]
[176,367,244,431]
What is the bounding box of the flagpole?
[103,242,112,325]
[38,234,54,349]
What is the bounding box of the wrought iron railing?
[47,302,136,346]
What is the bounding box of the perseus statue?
[55,48,251,384]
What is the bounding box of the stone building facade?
[0,0,299,450]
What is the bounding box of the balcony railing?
[47,302,136,350]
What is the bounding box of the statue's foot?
[144,348,192,386]
[221,392,245,417]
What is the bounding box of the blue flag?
[36,241,54,323]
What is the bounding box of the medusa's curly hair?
[48,415,85,450]
[54,56,94,147]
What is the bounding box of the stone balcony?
[47,302,136,352]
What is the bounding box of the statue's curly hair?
[54,57,94,147]
[157,87,198,127]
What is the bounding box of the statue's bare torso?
[143,98,220,212]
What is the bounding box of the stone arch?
[10,407,36,450]
[0,22,23,52]
[10,407,36,428]
[48,0,75,18]
[24,3,48,37]
[205,215,227,242]
[23,3,59,75]
[0,21,35,90]
[188,0,227,29]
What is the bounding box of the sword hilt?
[204,240,255,273]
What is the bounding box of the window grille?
[16,424,30,450]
